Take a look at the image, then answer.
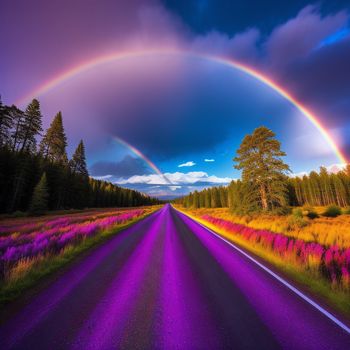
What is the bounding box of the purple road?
[0,204,349,349]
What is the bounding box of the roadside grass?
[0,209,157,305]
[179,208,350,319]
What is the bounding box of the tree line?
[175,126,350,213]
[0,96,160,214]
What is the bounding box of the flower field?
[0,207,155,289]
[180,207,350,309]
[182,208,350,248]
[200,215,350,290]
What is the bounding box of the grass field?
[178,206,350,317]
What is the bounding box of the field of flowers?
[0,207,155,291]
[180,207,350,312]
[182,208,350,248]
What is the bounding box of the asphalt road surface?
[1,204,350,349]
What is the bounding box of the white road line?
[177,208,350,335]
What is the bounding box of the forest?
[176,127,350,213]
[0,97,160,214]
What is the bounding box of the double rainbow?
[15,50,347,166]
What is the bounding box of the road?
[1,204,350,349]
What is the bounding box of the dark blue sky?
[164,0,350,34]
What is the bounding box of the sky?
[1,0,349,198]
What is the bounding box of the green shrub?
[287,214,308,230]
[343,207,350,215]
[272,206,291,216]
[11,211,27,218]
[323,205,341,218]
[292,208,303,218]
[306,210,319,219]
[303,207,319,219]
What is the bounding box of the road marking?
[177,208,350,335]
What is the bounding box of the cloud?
[91,174,113,180]
[291,163,346,178]
[116,171,232,186]
[204,158,215,162]
[192,28,260,63]
[89,155,151,177]
[178,161,196,167]
[264,5,348,70]
[114,171,233,199]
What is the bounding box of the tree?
[20,99,42,153]
[7,105,25,151]
[193,191,199,208]
[69,140,88,177]
[0,97,13,147]
[234,126,290,211]
[204,189,211,208]
[211,187,220,208]
[345,164,350,178]
[39,112,68,163]
[319,167,333,205]
[29,173,49,215]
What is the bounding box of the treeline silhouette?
[0,97,160,214]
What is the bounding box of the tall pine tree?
[234,126,290,211]
[20,99,42,153]
[0,96,13,147]
[40,111,68,163]
[8,105,25,151]
[69,140,88,177]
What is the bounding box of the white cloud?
[291,163,346,178]
[326,163,346,173]
[204,158,215,162]
[91,174,113,180]
[178,161,196,167]
[290,171,308,178]
[116,171,232,186]
[169,186,182,191]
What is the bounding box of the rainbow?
[113,135,172,184]
[15,50,348,164]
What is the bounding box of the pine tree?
[0,97,13,147]
[345,164,350,178]
[199,190,205,207]
[69,140,89,177]
[7,105,24,151]
[193,191,199,208]
[20,99,42,153]
[219,186,227,207]
[211,187,220,208]
[319,167,333,205]
[40,111,68,163]
[331,174,348,207]
[29,173,49,215]
[234,126,290,211]
[204,189,211,208]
